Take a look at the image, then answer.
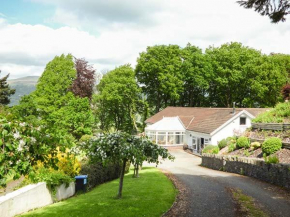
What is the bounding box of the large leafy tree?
[135,45,183,113]
[206,42,263,107]
[249,54,289,107]
[0,71,15,105]
[71,58,96,100]
[179,43,212,107]
[13,54,94,145]
[94,64,144,134]
[237,0,290,23]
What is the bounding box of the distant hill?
[7,76,39,106]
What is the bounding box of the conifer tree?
[0,71,15,105]
[238,0,290,23]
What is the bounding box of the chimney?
[232,102,236,114]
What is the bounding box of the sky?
[1,0,290,79]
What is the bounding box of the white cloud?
[1,0,290,79]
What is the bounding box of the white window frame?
[240,117,246,125]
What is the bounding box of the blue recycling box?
[75,175,88,193]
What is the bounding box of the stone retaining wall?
[202,154,290,189]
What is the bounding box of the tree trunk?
[136,165,139,178]
[118,159,127,198]
[133,163,137,178]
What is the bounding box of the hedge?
[80,162,123,191]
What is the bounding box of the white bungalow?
[145,107,268,154]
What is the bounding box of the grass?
[21,167,177,217]
[229,188,268,217]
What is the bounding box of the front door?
[197,138,205,154]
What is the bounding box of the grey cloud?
[0,52,49,66]
[33,0,165,25]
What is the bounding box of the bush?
[228,143,237,152]
[262,137,282,156]
[253,102,290,123]
[264,154,279,164]
[218,139,227,149]
[202,145,219,154]
[29,167,73,194]
[250,142,261,150]
[57,151,81,178]
[80,162,121,191]
[236,137,250,149]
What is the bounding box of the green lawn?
[22,167,176,217]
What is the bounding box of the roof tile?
[146,107,269,134]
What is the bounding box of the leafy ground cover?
[22,167,176,217]
[252,102,290,123]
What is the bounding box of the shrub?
[57,151,81,178]
[80,162,121,191]
[236,137,250,149]
[243,150,251,157]
[264,154,279,164]
[228,143,237,152]
[253,102,290,123]
[262,137,282,155]
[202,145,219,154]
[218,139,227,149]
[36,148,81,178]
[250,142,261,150]
[29,167,73,194]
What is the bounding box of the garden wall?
[0,182,75,217]
[202,154,290,189]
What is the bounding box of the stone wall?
[0,182,75,217]
[202,154,290,189]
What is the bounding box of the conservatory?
[145,117,185,146]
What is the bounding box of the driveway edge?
[160,169,190,217]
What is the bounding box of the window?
[240,117,246,125]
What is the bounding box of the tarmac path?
[154,149,290,217]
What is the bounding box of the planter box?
[0,182,75,217]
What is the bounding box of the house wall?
[211,114,252,145]
[185,131,211,149]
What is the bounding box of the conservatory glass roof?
[145,117,185,131]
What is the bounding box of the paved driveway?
[152,149,290,217]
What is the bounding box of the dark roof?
[146,107,269,134]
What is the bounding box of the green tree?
[13,54,93,146]
[0,71,15,105]
[179,43,212,107]
[135,45,183,113]
[248,54,289,107]
[238,0,290,23]
[206,42,264,107]
[95,64,143,134]
[84,132,173,198]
